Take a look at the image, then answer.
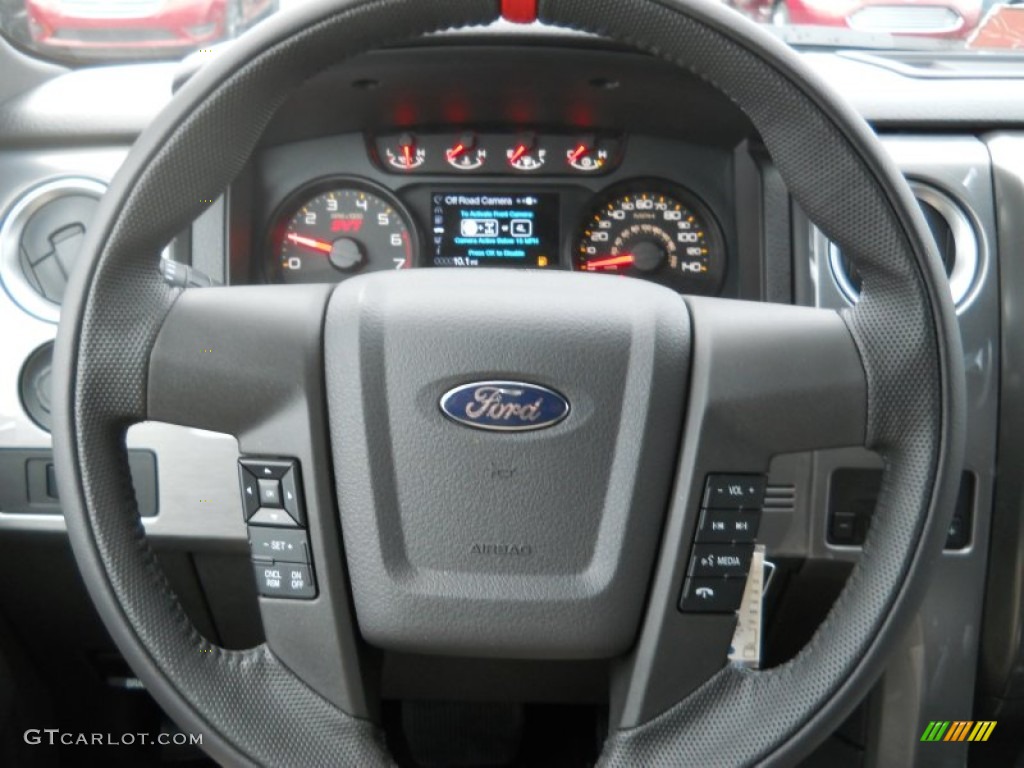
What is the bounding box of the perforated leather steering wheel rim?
[51,1,965,765]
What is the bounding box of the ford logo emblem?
[440,381,570,432]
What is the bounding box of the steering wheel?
[51,0,965,765]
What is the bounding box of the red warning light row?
[373,132,622,176]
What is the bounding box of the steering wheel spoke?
[146,282,375,716]
[684,297,867,462]
[147,285,331,436]
[609,296,868,727]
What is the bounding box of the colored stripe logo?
[921,721,996,742]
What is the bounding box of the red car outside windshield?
[25,0,274,52]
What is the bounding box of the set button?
[249,527,310,564]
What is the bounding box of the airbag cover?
[325,270,689,658]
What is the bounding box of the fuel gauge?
[507,134,546,171]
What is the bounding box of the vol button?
[703,474,766,510]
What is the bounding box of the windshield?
[0,0,1022,64]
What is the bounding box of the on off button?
[253,562,316,599]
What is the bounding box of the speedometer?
[271,180,416,284]
[573,183,725,294]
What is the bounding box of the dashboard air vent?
[828,183,981,312]
[0,177,106,323]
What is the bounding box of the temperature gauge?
[566,136,609,173]
[507,134,546,171]
[384,133,426,171]
[446,133,487,171]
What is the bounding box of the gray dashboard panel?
[980,133,1024,719]
[0,35,66,107]
[0,60,176,148]
[803,51,1024,128]
[5,33,1024,145]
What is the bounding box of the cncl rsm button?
[253,562,316,599]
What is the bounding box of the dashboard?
[250,132,735,296]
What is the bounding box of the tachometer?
[271,180,416,284]
[573,183,724,294]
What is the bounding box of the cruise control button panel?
[241,457,316,600]
[680,473,766,614]
[253,562,316,599]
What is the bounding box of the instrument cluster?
[265,131,728,295]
